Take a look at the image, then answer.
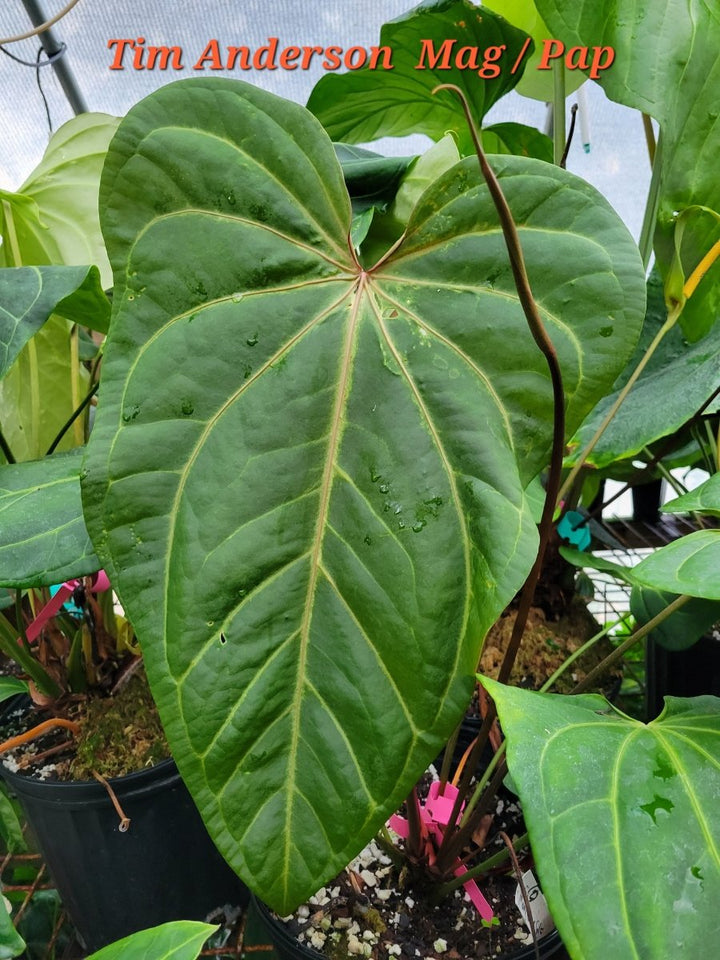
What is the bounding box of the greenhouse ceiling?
[0,0,651,237]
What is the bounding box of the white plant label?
[514,869,556,937]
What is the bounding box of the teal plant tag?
[557,511,592,551]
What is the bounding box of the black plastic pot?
[252,893,564,960]
[0,753,248,951]
[646,630,720,719]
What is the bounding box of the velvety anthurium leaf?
[85,922,217,960]
[0,450,98,588]
[483,677,720,960]
[632,530,720,601]
[663,473,720,518]
[82,77,644,913]
[307,0,533,150]
[534,0,720,340]
[0,265,109,378]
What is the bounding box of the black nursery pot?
[252,894,565,960]
[1,754,248,952]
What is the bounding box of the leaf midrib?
[282,270,367,902]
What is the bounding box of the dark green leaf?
[568,272,720,468]
[481,122,553,162]
[334,144,414,213]
[484,677,720,960]
[83,77,645,912]
[0,450,98,588]
[85,922,217,960]
[630,585,720,651]
[307,1,532,147]
[0,266,108,379]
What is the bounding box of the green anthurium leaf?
[632,530,720,600]
[0,450,98,587]
[82,77,644,913]
[0,313,89,462]
[630,585,720,652]
[1,113,119,285]
[0,896,24,960]
[0,265,108,378]
[307,0,532,148]
[483,0,586,100]
[334,144,415,214]
[481,122,553,161]
[482,677,720,960]
[533,0,720,342]
[85,922,217,960]
[567,271,720,469]
[663,473,720,518]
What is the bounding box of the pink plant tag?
[23,571,110,644]
[387,779,495,922]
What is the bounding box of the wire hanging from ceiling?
[0,41,62,133]
[0,0,82,45]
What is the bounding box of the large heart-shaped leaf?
[0,450,98,587]
[534,0,720,340]
[0,265,109,378]
[484,677,720,960]
[86,922,217,960]
[82,78,644,912]
[307,0,533,151]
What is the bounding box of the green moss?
[70,670,169,780]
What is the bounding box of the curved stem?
[431,84,566,872]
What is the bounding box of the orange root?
[0,718,80,755]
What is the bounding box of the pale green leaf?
[83,77,645,913]
[1,113,119,284]
[483,677,720,960]
[0,314,89,462]
[0,450,98,587]
[85,922,217,960]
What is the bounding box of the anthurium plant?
[76,73,643,919]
